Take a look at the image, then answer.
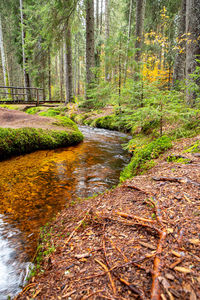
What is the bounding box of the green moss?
[0,126,83,161]
[52,116,79,131]
[120,135,172,181]
[39,108,61,117]
[26,107,42,114]
[92,115,119,131]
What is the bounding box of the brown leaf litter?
[16,135,200,299]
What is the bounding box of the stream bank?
[0,108,83,160]
[0,124,130,299]
[16,134,200,300]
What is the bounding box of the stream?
[0,126,130,299]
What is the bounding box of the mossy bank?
[0,125,83,161]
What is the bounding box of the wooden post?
[36,88,39,106]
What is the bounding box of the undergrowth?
[120,135,172,181]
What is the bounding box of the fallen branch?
[117,211,156,224]
[152,176,200,187]
[118,277,146,299]
[101,215,161,233]
[123,184,149,194]
[151,229,167,300]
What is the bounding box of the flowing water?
[0,126,130,299]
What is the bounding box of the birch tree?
[0,14,8,88]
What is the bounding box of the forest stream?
[0,126,130,299]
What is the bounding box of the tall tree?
[105,0,110,80]
[85,0,95,101]
[19,0,31,101]
[186,0,200,105]
[135,0,146,64]
[0,14,8,88]
[64,28,73,104]
[172,0,186,87]
[124,0,133,85]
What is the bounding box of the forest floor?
[15,134,200,300]
[0,107,68,131]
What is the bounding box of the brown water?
[0,126,130,298]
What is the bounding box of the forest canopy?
[0,0,200,109]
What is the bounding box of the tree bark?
[124,0,133,85]
[86,0,95,100]
[186,0,200,105]
[105,0,110,81]
[64,28,73,104]
[48,47,52,101]
[0,14,8,88]
[135,0,146,64]
[60,45,64,102]
[19,0,31,101]
[172,0,186,87]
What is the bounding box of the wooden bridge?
[0,86,63,106]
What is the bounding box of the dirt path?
[0,108,67,131]
[15,134,200,300]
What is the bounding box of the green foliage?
[39,108,61,117]
[0,126,83,160]
[91,115,120,131]
[52,116,79,130]
[184,140,200,153]
[120,135,172,181]
[26,107,42,114]
[166,155,190,164]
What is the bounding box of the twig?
[83,290,104,299]
[123,184,149,194]
[100,215,161,233]
[118,277,146,299]
[117,211,156,224]
[65,208,91,246]
[107,237,129,262]
[95,259,117,295]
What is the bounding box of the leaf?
[189,239,199,245]
[174,267,192,273]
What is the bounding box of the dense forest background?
[0,0,200,113]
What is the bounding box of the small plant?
[183,140,200,153]
[166,155,190,164]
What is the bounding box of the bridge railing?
[0,86,44,105]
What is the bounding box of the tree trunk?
[60,45,64,102]
[86,0,95,100]
[74,35,77,96]
[19,0,31,101]
[105,0,110,81]
[124,0,133,85]
[0,14,8,88]
[100,0,103,35]
[77,34,80,95]
[186,0,200,105]
[48,47,52,101]
[135,0,146,64]
[172,0,186,87]
[64,28,73,104]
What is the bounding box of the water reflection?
[0,126,130,298]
